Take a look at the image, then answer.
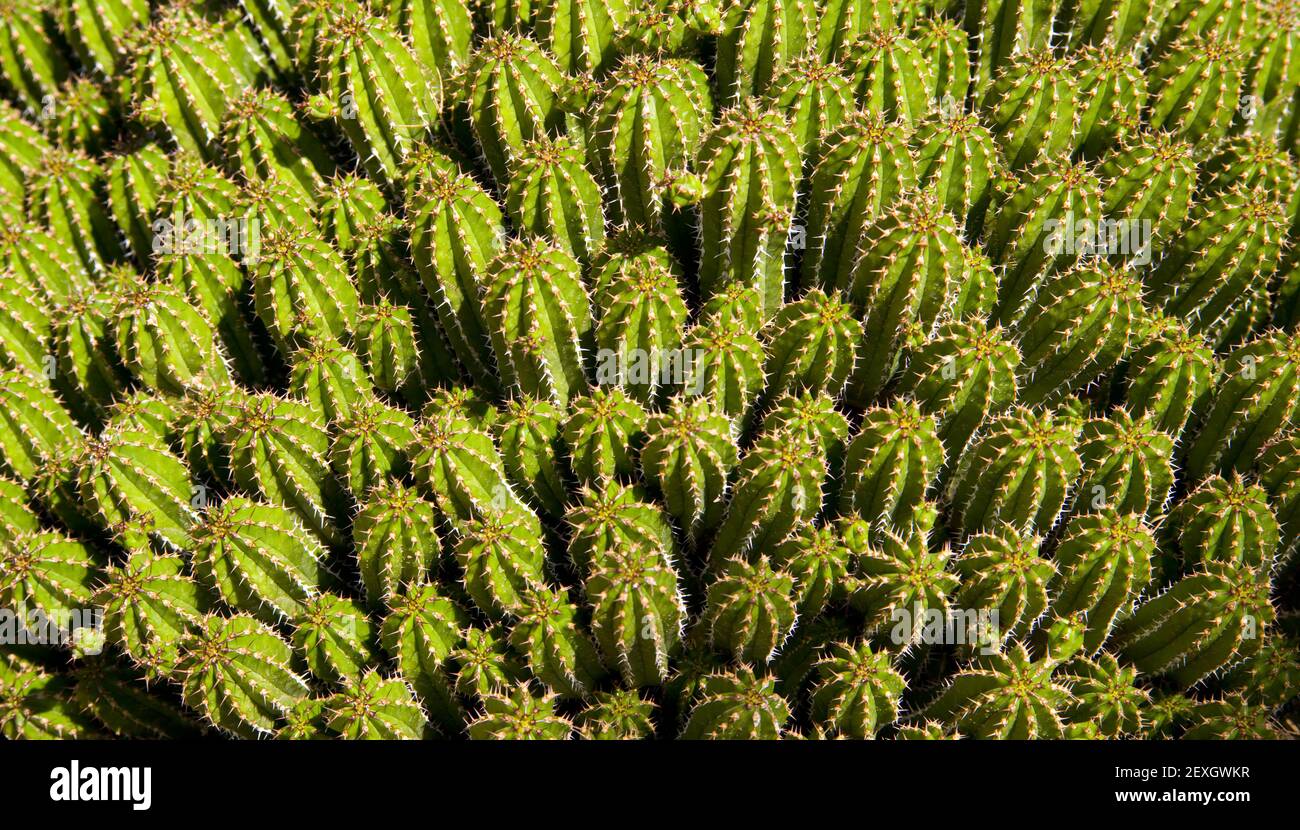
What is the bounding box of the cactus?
[1073,411,1175,520]
[0,369,80,484]
[319,174,388,254]
[591,54,711,230]
[1244,0,1300,139]
[704,555,797,665]
[844,193,965,404]
[128,11,249,160]
[924,638,1072,739]
[848,28,931,125]
[459,33,568,187]
[468,684,574,739]
[27,147,122,278]
[1221,632,1300,708]
[1200,133,1297,201]
[0,275,55,381]
[578,689,657,739]
[0,0,69,112]
[221,87,335,200]
[592,251,689,404]
[614,0,722,58]
[225,393,344,548]
[176,613,310,737]
[58,0,149,80]
[326,671,427,739]
[679,666,790,739]
[191,496,328,622]
[0,475,39,541]
[840,399,943,532]
[1060,652,1148,737]
[1116,560,1274,688]
[1073,46,1146,157]
[509,586,607,698]
[695,100,800,318]
[761,288,860,402]
[0,100,51,205]
[78,428,197,550]
[894,319,1021,460]
[114,273,233,396]
[73,659,202,739]
[771,522,851,619]
[679,317,765,423]
[0,221,85,312]
[506,135,605,266]
[332,396,418,501]
[292,593,378,685]
[586,542,685,686]
[802,111,916,293]
[236,173,319,235]
[156,250,266,387]
[411,396,530,529]
[484,238,593,407]
[954,524,1054,647]
[1168,475,1279,573]
[987,154,1104,325]
[809,640,905,738]
[388,0,474,77]
[535,0,627,76]
[709,429,824,564]
[640,395,739,539]
[49,286,126,423]
[452,625,526,700]
[0,654,98,739]
[288,336,369,426]
[964,0,1061,94]
[1147,32,1245,148]
[0,530,99,625]
[252,227,360,353]
[758,392,850,490]
[457,511,549,616]
[563,387,647,486]
[714,0,813,103]
[1257,431,1300,555]
[308,9,440,190]
[495,395,568,517]
[813,0,894,61]
[949,406,1082,538]
[1184,329,1300,480]
[408,165,504,392]
[1047,510,1156,655]
[353,482,440,606]
[1095,131,1197,268]
[1148,185,1287,345]
[97,548,207,678]
[913,110,1002,238]
[762,54,854,168]
[102,390,180,444]
[1065,0,1171,51]
[1012,262,1144,407]
[39,76,114,154]
[850,520,958,643]
[1182,695,1282,740]
[982,50,1077,171]
[566,482,676,574]
[380,583,468,730]
[1122,316,1214,437]
[355,300,422,400]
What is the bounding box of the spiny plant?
[1,0,1297,745]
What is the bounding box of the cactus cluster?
[1,0,1299,742]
